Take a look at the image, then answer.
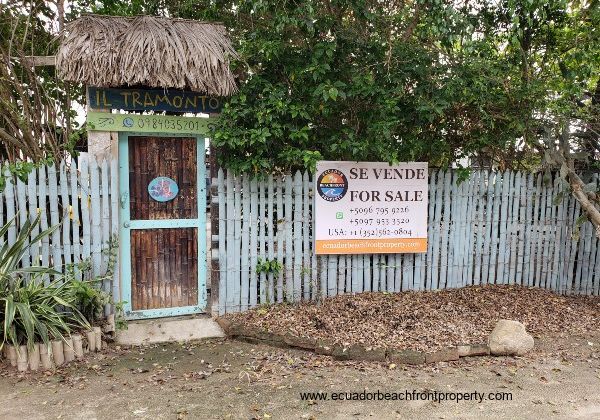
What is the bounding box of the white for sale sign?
[314,161,428,255]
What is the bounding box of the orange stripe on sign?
[315,238,427,255]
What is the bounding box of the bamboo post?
[6,345,17,367]
[72,334,84,359]
[39,343,53,369]
[93,327,102,352]
[17,346,28,372]
[63,337,75,362]
[86,330,96,352]
[29,344,40,371]
[51,340,64,366]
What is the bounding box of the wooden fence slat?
[284,175,294,301]
[515,172,527,286]
[100,159,112,315]
[16,175,28,267]
[554,180,568,293]
[293,171,303,301]
[362,254,372,292]
[327,254,337,297]
[79,157,92,269]
[225,172,235,312]
[566,199,580,293]
[337,254,346,294]
[47,164,62,271]
[266,175,277,302]
[38,165,50,282]
[482,171,495,284]
[249,177,259,308]
[4,165,17,244]
[533,173,544,287]
[463,172,476,287]
[446,173,458,288]
[89,158,102,278]
[258,178,266,303]
[426,171,437,289]
[489,171,502,284]
[217,169,227,314]
[240,175,250,311]
[508,171,520,285]
[302,172,310,300]
[473,171,485,285]
[276,177,284,302]
[70,161,81,269]
[372,254,380,292]
[430,170,443,289]
[59,162,72,268]
[548,175,560,291]
[439,171,451,288]
[541,173,553,289]
[26,169,39,266]
[522,173,533,286]
[496,170,509,284]
[109,157,120,303]
[233,176,242,309]
[100,160,111,274]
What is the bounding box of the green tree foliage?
[0,1,85,161]
[34,1,600,176]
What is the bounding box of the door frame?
[118,131,207,320]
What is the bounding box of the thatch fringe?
[57,15,238,96]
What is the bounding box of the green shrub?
[0,216,89,351]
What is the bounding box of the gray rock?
[488,320,534,356]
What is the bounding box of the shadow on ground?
[1,331,600,420]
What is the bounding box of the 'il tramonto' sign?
[88,87,222,113]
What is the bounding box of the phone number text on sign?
[314,161,428,255]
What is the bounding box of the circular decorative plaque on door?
[148,177,179,202]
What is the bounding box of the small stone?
[488,319,534,356]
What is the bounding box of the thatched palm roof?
[57,15,238,96]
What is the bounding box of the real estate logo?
[317,169,348,202]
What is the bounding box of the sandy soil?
[1,330,600,420]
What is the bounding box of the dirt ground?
[1,330,600,420]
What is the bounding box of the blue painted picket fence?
[215,169,600,314]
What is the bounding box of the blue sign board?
[88,87,222,113]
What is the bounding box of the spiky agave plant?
[0,215,89,352]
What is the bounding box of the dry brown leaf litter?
[226,286,600,351]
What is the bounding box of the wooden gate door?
[119,134,206,319]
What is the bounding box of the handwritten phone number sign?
[314,161,428,255]
[87,112,211,135]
